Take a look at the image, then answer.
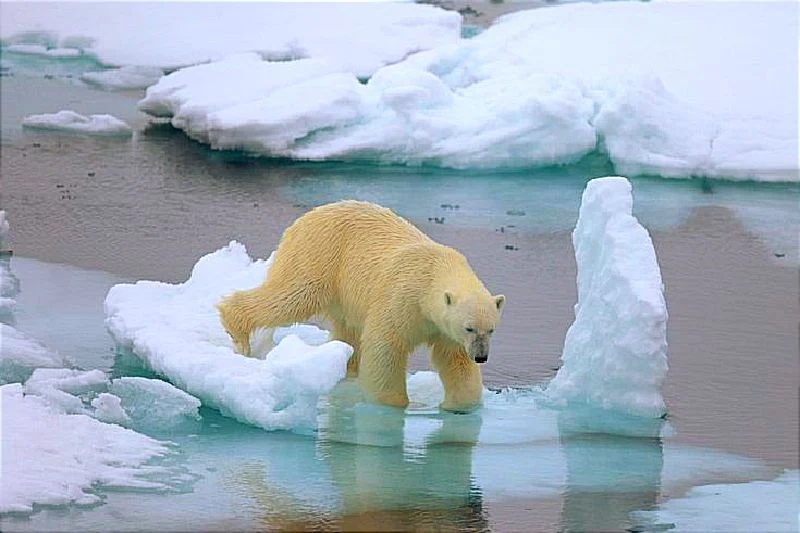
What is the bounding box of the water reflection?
[226,380,674,532]
[558,412,664,533]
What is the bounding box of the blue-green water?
[0,258,780,531]
[1,61,798,532]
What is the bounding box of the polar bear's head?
[440,290,505,363]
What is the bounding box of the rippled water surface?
[1,69,798,532]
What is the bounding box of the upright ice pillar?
[546,177,668,418]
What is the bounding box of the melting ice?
[546,177,668,417]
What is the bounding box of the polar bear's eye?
[488,329,494,334]
[465,327,475,333]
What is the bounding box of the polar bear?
[217,200,505,412]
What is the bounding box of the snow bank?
[0,324,69,385]
[22,110,132,135]
[138,2,797,180]
[104,241,352,433]
[0,383,178,514]
[80,66,164,91]
[546,177,668,417]
[0,2,459,78]
[632,470,800,533]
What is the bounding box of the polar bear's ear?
[444,291,455,306]
[494,294,506,310]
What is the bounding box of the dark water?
[1,75,798,531]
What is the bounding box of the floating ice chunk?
[22,110,132,135]
[5,43,82,57]
[632,470,800,533]
[0,211,9,250]
[134,2,796,180]
[91,392,131,425]
[108,377,200,431]
[0,265,17,313]
[546,177,668,418]
[0,383,177,514]
[104,241,352,432]
[0,3,459,77]
[0,324,69,385]
[24,367,108,413]
[0,211,13,311]
[81,65,163,90]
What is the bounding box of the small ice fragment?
[22,110,132,136]
[109,377,200,430]
[91,392,132,425]
[81,66,164,90]
[0,325,69,385]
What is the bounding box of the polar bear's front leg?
[431,341,483,413]
[358,324,411,409]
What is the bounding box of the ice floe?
[107,377,201,431]
[0,211,15,312]
[104,241,352,433]
[24,367,109,414]
[0,324,70,385]
[137,2,797,180]
[0,383,179,514]
[632,469,800,533]
[0,2,459,77]
[22,110,132,135]
[80,65,164,91]
[546,177,668,417]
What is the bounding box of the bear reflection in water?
[234,380,488,531]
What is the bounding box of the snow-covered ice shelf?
[137,2,797,181]
[0,2,460,78]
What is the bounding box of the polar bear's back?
[269,201,439,319]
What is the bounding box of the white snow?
[22,110,132,135]
[0,2,459,78]
[0,382,177,514]
[546,177,668,417]
[138,2,797,180]
[104,241,352,433]
[80,66,164,91]
[24,367,109,414]
[91,392,131,426]
[0,324,69,385]
[632,470,800,533]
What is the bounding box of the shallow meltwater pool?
[1,249,796,532]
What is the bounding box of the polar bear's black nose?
[475,355,488,364]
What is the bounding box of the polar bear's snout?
[469,335,490,364]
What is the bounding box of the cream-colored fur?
[217,200,504,412]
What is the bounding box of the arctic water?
[1,46,799,532]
